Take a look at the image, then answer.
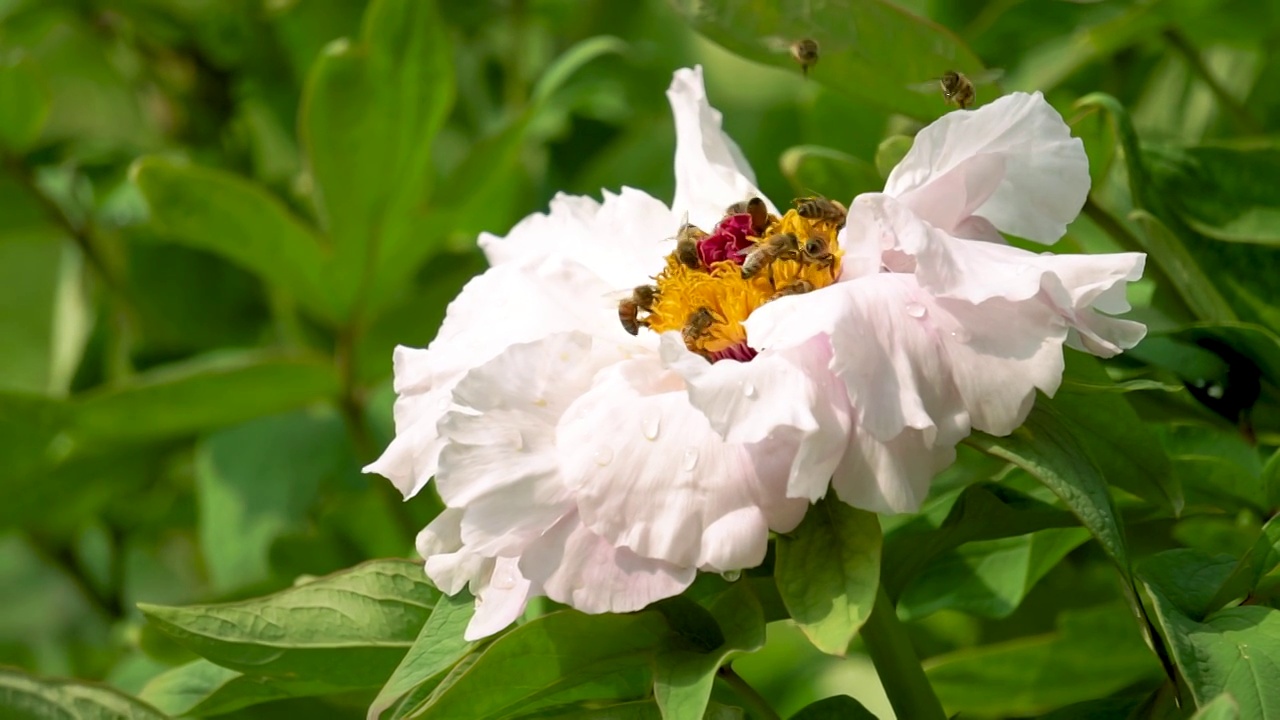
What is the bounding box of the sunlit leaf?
[775,497,880,656]
[1193,694,1242,720]
[668,0,988,120]
[369,591,476,720]
[139,559,438,688]
[0,667,167,720]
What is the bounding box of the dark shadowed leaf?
[138,659,344,717]
[0,667,167,720]
[788,695,878,720]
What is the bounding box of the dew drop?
[642,412,661,440]
[682,447,699,471]
[905,302,927,319]
[594,446,614,466]
[949,327,971,343]
[742,382,757,399]
[491,565,518,590]
[720,570,742,582]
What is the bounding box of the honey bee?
[790,38,819,77]
[683,307,716,349]
[674,223,708,270]
[909,69,1003,110]
[741,233,835,280]
[617,284,659,336]
[726,196,770,235]
[794,196,848,228]
[771,279,815,299]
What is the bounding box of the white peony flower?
[365,66,1145,639]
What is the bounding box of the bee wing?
[968,68,1005,85]
[907,78,941,93]
[760,35,793,54]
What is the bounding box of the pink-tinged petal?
[833,426,957,514]
[520,512,695,614]
[884,92,1089,244]
[479,188,677,291]
[667,66,773,229]
[558,357,807,570]
[437,333,623,556]
[659,333,852,502]
[464,558,533,641]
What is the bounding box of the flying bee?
[790,38,819,76]
[683,307,716,349]
[726,196,770,235]
[617,284,659,336]
[909,68,1003,110]
[673,223,708,270]
[794,196,848,228]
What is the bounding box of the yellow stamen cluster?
[646,209,843,355]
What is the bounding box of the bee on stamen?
[741,232,798,279]
[673,224,708,270]
[725,196,771,235]
[617,284,660,336]
[682,307,716,352]
[794,196,848,229]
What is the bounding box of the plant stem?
[1162,28,1261,135]
[861,586,946,720]
[717,666,781,720]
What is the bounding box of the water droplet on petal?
[594,447,614,466]
[905,302,927,319]
[491,565,518,590]
[720,570,742,582]
[642,412,661,440]
[742,382,757,399]
[682,447,699,471]
[949,327,971,343]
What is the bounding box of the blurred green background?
[2,0,1280,717]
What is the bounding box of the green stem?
[717,666,781,720]
[861,587,946,720]
[1162,28,1261,135]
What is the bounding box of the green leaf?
[138,659,340,717]
[369,591,477,720]
[130,156,337,322]
[925,604,1162,717]
[1158,423,1265,513]
[509,700,743,719]
[1193,694,1242,720]
[874,135,913,180]
[530,35,630,107]
[779,145,882,200]
[788,695,878,720]
[897,527,1090,621]
[0,53,51,151]
[139,558,438,688]
[775,497,881,656]
[654,581,766,720]
[1050,353,1181,515]
[0,667,167,720]
[1148,146,1280,247]
[196,410,351,593]
[70,351,341,448]
[965,403,1130,571]
[1138,549,1237,620]
[301,0,455,319]
[401,610,670,719]
[669,0,989,120]
[1140,550,1280,718]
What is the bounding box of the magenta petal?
[697,213,756,266]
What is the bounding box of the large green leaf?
[0,53,50,151]
[774,497,881,656]
[401,610,670,719]
[131,157,337,322]
[1147,146,1280,246]
[300,0,454,319]
[925,604,1162,717]
[0,667,167,720]
[70,350,341,448]
[1140,550,1280,717]
[139,559,438,688]
[668,0,988,120]
[369,591,477,720]
[138,659,341,717]
[779,145,881,200]
[1193,694,1242,720]
[196,410,351,593]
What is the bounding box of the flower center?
[619,198,845,362]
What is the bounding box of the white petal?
[416,510,483,595]
[833,426,957,514]
[520,511,695,614]
[437,333,627,555]
[558,357,807,571]
[884,92,1089,244]
[667,66,772,229]
[464,557,533,641]
[479,188,677,291]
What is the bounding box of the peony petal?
[416,510,483,596]
[464,557,533,641]
[479,188,677,291]
[520,511,695,614]
[832,426,957,514]
[884,92,1089,244]
[558,357,807,570]
[667,66,773,230]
